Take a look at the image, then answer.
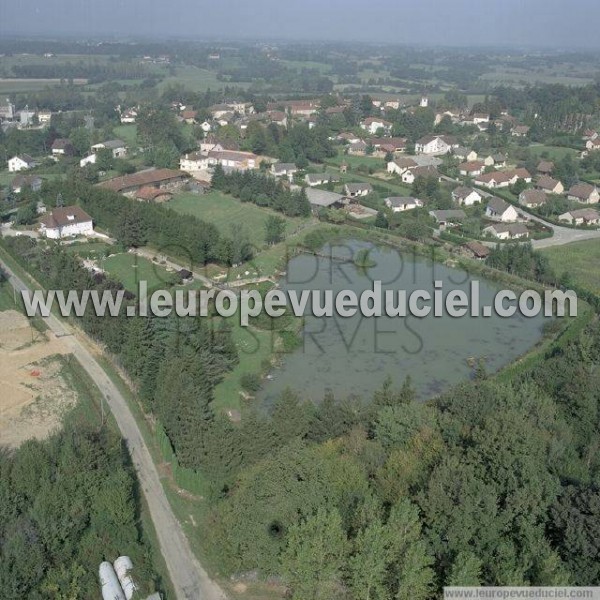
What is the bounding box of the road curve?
[0,258,227,600]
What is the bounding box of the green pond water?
[257,240,549,407]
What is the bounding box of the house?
[267,111,288,127]
[135,186,173,203]
[39,205,94,239]
[402,165,439,185]
[511,125,530,137]
[271,163,298,178]
[537,160,554,175]
[269,100,320,116]
[344,183,373,198]
[181,110,198,124]
[98,169,189,196]
[180,151,209,172]
[454,147,478,162]
[348,140,368,155]
[209,104,232,119]
[385,197,423,212]
[484,223,529,240]
[120,108,137,124]
[481,154,496,167]
[37,110,52,125]
[91,139,127,158]
[429,209,466,228]
[586,138,600,151]
[208,150,260,171]
[387,157,417,175]
[305,173,338,187]
[369,136,407,155]
[200,135,240,153]
[519,189,547,208]
[464,240,490,260]
[305,188,345,210]
[452,186,482,206]
[492,153,507,168]
[474,169,531,189]
[8,154,37,172]
[415,135,457,156]
[472,113,490,126]
[558,208,600,226]
[337,132,362,144]
[510,168,533,183]
[51,138,74,157]
[0,98,16,120]
[200,121,212,133]
[536,175,564,195]
[10,174,43,194]
[459,161,486,177]
[80,154,97,167]
[360,117,392,135]
[485,197,519,222]
[568,183,600,204]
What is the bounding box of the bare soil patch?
[0,310,76,448]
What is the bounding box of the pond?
[256,240,549,408]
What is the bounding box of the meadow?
[541,239,600,294]
[168,190,306,248]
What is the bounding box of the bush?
[240,372,262,392]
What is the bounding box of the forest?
[0,420,161,598]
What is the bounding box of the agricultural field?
[479,68,593,87]
[168,190,307,248]
[540,240,600,294]
[158,65,241,92]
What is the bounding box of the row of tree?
[211,165,311,218]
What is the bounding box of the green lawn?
[328,150,386,170]
[526,144,580,161]
[540,240,600,294]
[169,191,306,249]
[112,124,138,146]
[102,253,176,293]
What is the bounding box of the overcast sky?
[0,0,596,48]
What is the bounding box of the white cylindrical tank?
[99,561,126,600]
[114,556,137,600]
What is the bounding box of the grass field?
[541,240,600,294]
[328,150,386,170]
[0,280,16,311]
[212,318,274,413]
[527,144,580,161]
[158,65,239,92]
[169,191,306,248]
[112,124,138,146]
[102,253,175,292]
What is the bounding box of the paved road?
[473,188,600,249]
[0,258,227,600]
[524,212,600,249]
